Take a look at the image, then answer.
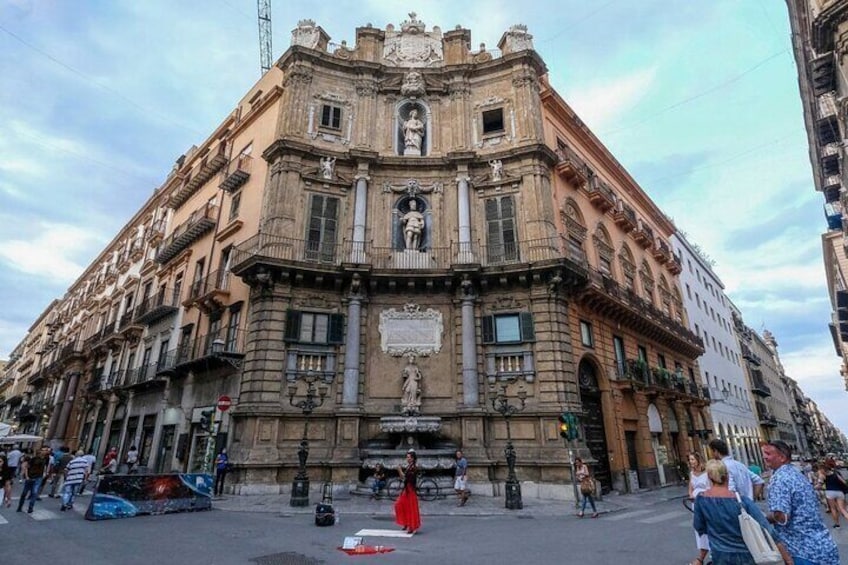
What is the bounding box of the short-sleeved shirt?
[455,457,467,478]
[767,463,840,564]
[723,456,763,500]
[25,455,47,478]
[6,449,22,468]
[693,493,777,554]
[64,456,89,485]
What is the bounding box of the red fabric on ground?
[337,546,395,555]
[393,484,421,532]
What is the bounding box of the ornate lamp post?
[489,379,527,510]
[287,376,329,507]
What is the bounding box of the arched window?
[672,287,685,324]
[561,199,587,263]
[639,260,655,305]
[658,276,672,317]
[592,224,615,277]
[618,244,636,292]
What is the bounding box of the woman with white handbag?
[692,459,791,565]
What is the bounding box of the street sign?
[217,395,232,412]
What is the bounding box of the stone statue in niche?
[401,71,426,98]
[489,159,504,181]
[401,198,425,251]
[401,354,423,415]
[319,156,335,179]
[401,108,425,156]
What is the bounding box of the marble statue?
[489,159,504,181]
[402,108,425,156]
[319,156,335,180]
[401,199,424,251]
[401,71,426,97]
[401,356,422,414]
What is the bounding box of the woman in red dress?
[394,450,421,534]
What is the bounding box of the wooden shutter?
[481,315,495,344]
[519,312,535,342]
[485,196,517,262]
[284,310,301,342]
[306,195,339,262]
[328,313,345,344]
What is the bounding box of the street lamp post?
[489,379,527,510]
[288,376,329,507]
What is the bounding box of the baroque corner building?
[2,15,714,499]
[226,15,709,497]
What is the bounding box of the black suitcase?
[315,502,335,526]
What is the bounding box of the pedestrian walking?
[454,449,469,506]
[692,459,789,565]
[575,457,597,518]
[762,441,840,564]
[6,445,22,482]
[48,446,73,498]
[100,447,118,475]
[125,445,139,474]
[60,450,90,511]
[214,448,229,496]
[369,463,388,499]
[394,449,421,535]
[708,439,764,501]
[0,453,13,507]
[77,451,97,495]
[821,458,848,528]
[687,452,711,565]
[16,446,50,514]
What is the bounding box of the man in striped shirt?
[60,450,90,511]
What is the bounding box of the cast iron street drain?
[250,552,325,565]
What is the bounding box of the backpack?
[735,493,783,565]
[315,503,335,527]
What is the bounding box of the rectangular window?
[481,312,535,344]
[157,339,170,367]
[580,320,594,348]
[482,108,505,134]
[284,310,344,344]
[173,272,183,304]
[320,104,342,130]
[485,196,518,263]
[637,345,648,363]
[306,194,339,262]
[225,304,242,351]
[657,354,666,369]
[694,323,700,337]
[613,335,626,376]
[229,190,242,221]
[686,284,691,299]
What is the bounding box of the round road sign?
[217,395,232,412]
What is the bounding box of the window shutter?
[519,312,535,342]
[284,310,301,342]
[481,315,495,344]
[328,313,345,344]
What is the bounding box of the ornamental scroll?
[378,303,443,357]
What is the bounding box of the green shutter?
[519,311,535,342]
[284,310,301,342]
[482,315,495,344]
[328,313,345,344]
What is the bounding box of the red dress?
[394,464,421,532]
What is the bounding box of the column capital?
[354,173,371,182]
[455,175,471,185]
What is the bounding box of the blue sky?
[1,1,844,435]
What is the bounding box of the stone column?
[456,172,473,263]
[350,172,369,263]
[46,375,69,440]
[54,370,81,440]
[460,279,478,407]
[96,394,120,463]
[84,399,103,452]
[342,288,363,406]
[146,378,170,472]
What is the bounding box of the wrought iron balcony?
[586,177,616,212]
[146,218,166,246]
[185,269,231,311]
[750,371,772,398]
[155,202,218,264]
[172,328,246,374]
[632,219,654,249]
[58,340,85,361]
[134,287,180,325]
[667,255,682,275]
[809,51,836,97]
[169,142,228,209]
[123,362,167,388]
[612,201,637,232]
[220,154,252,192]
[652,239,671,264]
[554,144,589,187]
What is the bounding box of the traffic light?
[558,413,570,439]
[199,409,214,432]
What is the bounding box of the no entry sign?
[217,395,232,412]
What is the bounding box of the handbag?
[579,476,595,496]
[735,493,782,565]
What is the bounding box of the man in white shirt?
[709,438,764,500]
[77,451,98,495]
[6,446,22,480]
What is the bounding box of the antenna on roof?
[257,0,272,74]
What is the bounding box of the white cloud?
[0,222,103,283]
[563,67,658,131]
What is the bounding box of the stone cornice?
[812,1,848,53]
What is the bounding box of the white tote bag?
[735,493,783,565]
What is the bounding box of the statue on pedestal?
[401,199,425,251]
[402,108,425,156]
[401,355,422,415]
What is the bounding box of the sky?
[1,1,844,436]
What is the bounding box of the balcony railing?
[586,177,616,212]
[220,154,252,192]
[633,219,654,248]
[146,218,166,246]
[554,144,589,187]
[58,340,84,361]
[134,288,180,325]
[750,372,772,397]
[188,269,231,303]
[155,202,218,264]
[653,239,671,264]
[610,361,707,400]
[172,328,246,372]
[612,201,637,232]
[169,142,229,209]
